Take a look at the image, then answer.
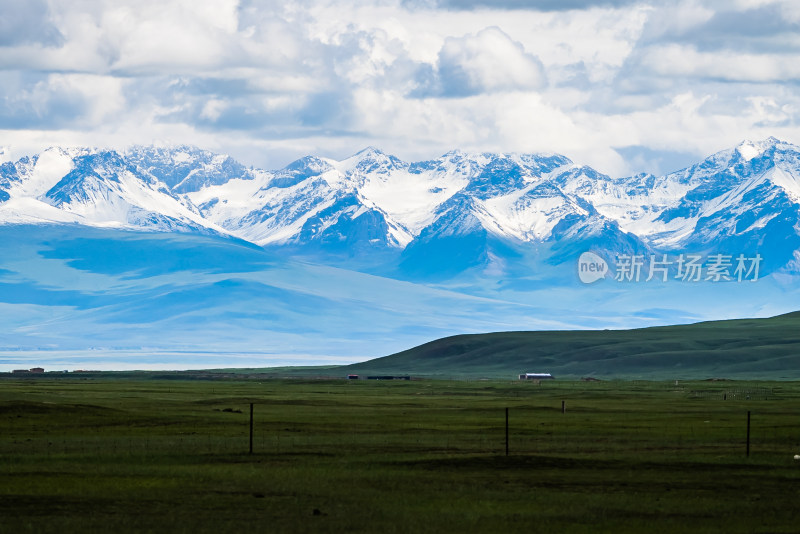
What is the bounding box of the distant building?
[347,374,359,380]
[367,375,411,380]
[10,367,45,374]
[519,373,554,380]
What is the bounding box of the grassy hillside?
[341,311,800,380]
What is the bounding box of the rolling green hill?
[340,312,800,380]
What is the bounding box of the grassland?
[338,311,800,380]
[1,377,799,533]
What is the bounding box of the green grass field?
[1,377,799,533]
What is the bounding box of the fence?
[2,401,796,462]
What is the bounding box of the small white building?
[519,373,554,380]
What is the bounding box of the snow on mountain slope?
[0,147,90,202]
[187,148,581,252]
[385,150,648,278]
[766,165,800,203]
[125,145,251,194]
[479,181,588,241]
[188,149,416,249]
[0,197,85,225]
[0,147,93,224]
[644,137,800,251]
[353,150,596,247]
[532,138,800,262]
[43,151,227,234]
[197,166,370,247]
[550,166,689,239]
[357,158,468,239]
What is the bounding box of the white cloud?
[638,1,715,40]
[433,27,546,96]
[199,99,228,122]
[0,0,798,175]
[636,44,800,83]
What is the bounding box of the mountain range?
[2,137,799,278]
[1,137,799,371]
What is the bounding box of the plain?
[1,377,799,533]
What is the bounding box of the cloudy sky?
[1,0,798,176]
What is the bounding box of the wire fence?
[3,400,797,462]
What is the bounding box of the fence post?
[249,403,254,455]
[505,407,509,457]
[562,400,566,414]
[746,410,750,457]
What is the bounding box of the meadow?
[1,376,799,533]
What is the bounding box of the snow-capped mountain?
[650,138,800,272]
[191,150,411,254]
[187,147,640,253]
[0,148,227,233]
[0,147,90,223]
[567,137,800,247]
[1,137,799,278]
[50,151,229,234]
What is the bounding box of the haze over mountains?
[1,137,799,370]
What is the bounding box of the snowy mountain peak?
[736,136,788,153]
[268,156,334,189]
[125,144,249,194]
[336,147,408,176]
[737,138,773,162]
[721,137,798,166]
[354,146,385,157]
